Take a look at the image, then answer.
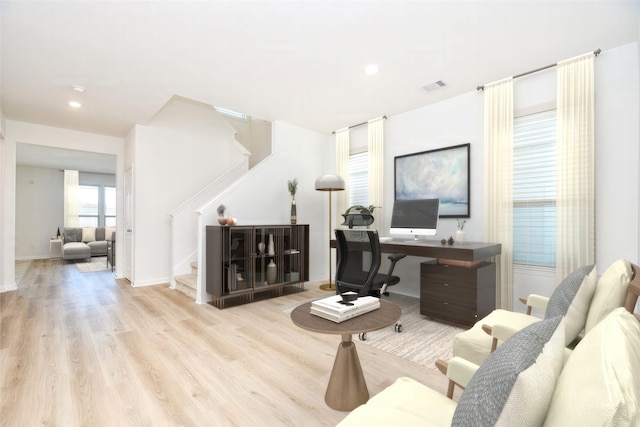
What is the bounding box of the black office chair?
[334,229,407,339]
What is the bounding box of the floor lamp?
[315,174,345,291]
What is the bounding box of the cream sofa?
[62,227,115,261]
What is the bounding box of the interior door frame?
[124,166,133,282]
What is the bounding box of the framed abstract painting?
[394,143,470,218]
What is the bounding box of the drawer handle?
[443,301,449,305]
[443,283,449,287]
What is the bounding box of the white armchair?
[448,259,635,367]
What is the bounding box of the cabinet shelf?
[206,224,309,308]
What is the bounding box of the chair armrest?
[435,357,480,399]
[482,322,536,353]
[526,294,549,312]
[388,253,407,262]
[492,323,524,343]
[446,357,479,389]
[382,253,407,286]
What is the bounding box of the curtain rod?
[332,115,387,134]
[476,49,601,91]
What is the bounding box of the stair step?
[190,262,198,275]
[175,273,197,300]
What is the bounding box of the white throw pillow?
[543,307,640,426]
[82,227,96,243]
[105,227,116,241]
[584,259,632,333]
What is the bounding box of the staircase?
[174,262,198,300]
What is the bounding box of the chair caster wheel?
[359,333,367,341]
[395,323,403,333]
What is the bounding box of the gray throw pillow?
[63,227,78,242]
[452,316,564,427]
[545,264,595,318]
[545,264,597,345]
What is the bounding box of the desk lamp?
[315,174,345,291]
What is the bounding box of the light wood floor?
[1,259,453,426]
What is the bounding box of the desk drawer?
[420,299,478,326]
[420,261,496,327]
[421,281,476,301]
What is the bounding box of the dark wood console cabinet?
[420,260,496,327]
[206,224,309,308]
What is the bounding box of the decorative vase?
[218,217,227,225]
[266,260,277,284]
[257,241,265,255]
[268,234,275,256]
[290,197,297,224]
[456,230,466,242]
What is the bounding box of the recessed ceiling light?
[69,101,82,108]
[364,64,379,75]
[72,85,85,93]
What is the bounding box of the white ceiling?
[15,143,117,175]
[2,1,639,141]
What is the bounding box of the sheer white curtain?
[64,169,80,227]
[555,53,595,281]
[483,78,514,310]
[367,117,384,232]
[335,128,350,222]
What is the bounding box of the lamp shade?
[315,174,345,191]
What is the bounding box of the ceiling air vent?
[422,80,446,92]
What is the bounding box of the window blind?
[513,109,556,267]
[348,151,368,207]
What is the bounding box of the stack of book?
[310,293,380,323]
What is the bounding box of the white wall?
[15,166,63,259]
[378,42,640,305]
[125,97,250,286]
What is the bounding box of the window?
[78,186,99,227]
[105,187,116,227]
[348,151,368,206]
[78,185,116,227]
[513,109,556,267]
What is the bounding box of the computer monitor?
[390,198,440,238]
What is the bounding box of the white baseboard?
[131,277,171,288]
[15,255,47,261]
[1,282,18,293]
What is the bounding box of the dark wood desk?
[330,238,501,262]
[291,299,401,411]
[330,238,502,327]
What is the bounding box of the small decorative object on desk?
[288,178,298,224]
[217,204,227,225]
[456,219,466,242]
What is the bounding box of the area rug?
[76,257,110,273]
[280,293,464,371]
